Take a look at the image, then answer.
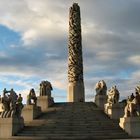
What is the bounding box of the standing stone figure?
[40,80,53,97]
[124,96,137,117]
[1,88,23,118]
[124,89,140,117]
[1,89,10,118]
[107,86,120,105]
[95,80,107,95]
[67,3,85,102]
[16,94,23,117]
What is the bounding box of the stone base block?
[119,117,140,137]
[67,82,85,102]
[22,105,41,123]
[0,117,24,138]
[104,103,125,119]
[95,94,107,110]
[37,96,54,112]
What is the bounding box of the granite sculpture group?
[0,88,23,118]
[67,3,85,102]
[124,91,140,117]
[95,80,107,95]
[40,80,53,96]
[95,80,140,136]
[95,80,140,117]
[0,80,54,138]
[0,2,140,139]
[0,80,53,118]
[107,85,119,105]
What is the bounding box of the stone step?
[26,124,119,130]
[19,130,125,135]
[18,133,128,138]
[25,123,120,128]
[12,136,133,140]
[16,102,130,139]
[27,120,118,124]
[24,125,122,130]
[24,124,121,129]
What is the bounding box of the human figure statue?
[1,88,23,118]
[27,88,37,105]
[40,80,53,96]
[16,94,23,117]
[95,80,107,95]
[107,85,120,105]
[130,93,135,101]
[1,88,10,118]
[124,96,135,117]
[135,92,140,114]
[0,95,2,103]
[135,85,140,94]
[124,92,140,117]
[7,88,18,117]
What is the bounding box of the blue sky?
[0,0,140,103]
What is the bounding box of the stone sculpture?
[95,80,107,95]
[27,88,37,105]
[68,3,84,84]
[107,85,120,105]
[16,94,23,117]
[0,88,23,118]
[67,3,85,102]
[124,92,140,117]
[135,85,140,94]
[40,80,53,96]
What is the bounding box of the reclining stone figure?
[95,80,107,95]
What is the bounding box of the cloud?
[128,55,140,65]
[0,52,9,58]
[0,0,140,102]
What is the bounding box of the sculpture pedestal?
[67,82,85,102]
[119,117,140,137]
[105,103,125,119]
[95,94,107,110]
[0,117,24,138]
[37,96,54,112]
[22,105,41,123]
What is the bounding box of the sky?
[0,0,140,103]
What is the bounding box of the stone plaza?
[0,3,140,140]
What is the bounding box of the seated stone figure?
[124,92,140,117]
[95,80,107,95]
[107,85,120,105]
[27,88,37,105]
[40,80,53,96]
[1,88,23,118]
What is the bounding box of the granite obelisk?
[67,3,85,102]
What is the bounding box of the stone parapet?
[104,103,125,119]
[67,82,85,102]
[95,94,107,110]
[37,96,54,112]
[22,105,41,123]
[0,117,24,138]
[119,117,140,137]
